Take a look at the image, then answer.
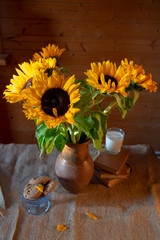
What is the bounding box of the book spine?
[94,163,118,175]
[116,152,130,175]
[101,178,123,188]
[94,167,129,179]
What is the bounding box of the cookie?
[29,176,51,185]
[23,183,43,200]
[44,180,56,196]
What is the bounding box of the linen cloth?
[0,143,160,240]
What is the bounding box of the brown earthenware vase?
[55,140,94,193]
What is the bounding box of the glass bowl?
[18,173,56,215]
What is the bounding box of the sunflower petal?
[63,75,75,91]
[57,225,68,231]
[52,108,58,117]
[35,185,44,193]
[86,212,98,220]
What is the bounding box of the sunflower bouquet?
[3,44,157,155]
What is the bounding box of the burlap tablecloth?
[0,143,160,240]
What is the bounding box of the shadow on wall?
[0,1,55,143]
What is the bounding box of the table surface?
[0,143,160,240]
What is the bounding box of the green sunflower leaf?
[37,135,45,157]
[37,135,44,148]
[113,94,127,118]
[35,122,48,139]
[121,96,134,112]
[98,103,103,111]
[45,128,57,142]
[74,90,92,109]
[116,92,139,119]
[58,67,72,75]
[88,111,108,150]
[126,80,145,92]
[54,135,67,152]
[133,91,139,105]
[74,114,94,134]
[35,122,59,155]
[35,123,47,155]
[46,139,55,155]
[75,79,95,93]
[90,111,108,132]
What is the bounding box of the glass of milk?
[105,128,125,155]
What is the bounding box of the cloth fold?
[0,185,6,217]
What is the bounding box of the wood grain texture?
[0,0,160,150]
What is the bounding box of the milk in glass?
[105,128,124,154]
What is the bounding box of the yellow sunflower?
[36,57,57,71]
[121,58,157,93]
[3,57,58,103]
[3,61,39,103]
[121,58,145,76]
[23,72,81,128]
[84,61,130,97]
[33,44,65,63]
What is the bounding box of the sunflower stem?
[103,95,124,114]
[103,99,117,114]
[66,123,76,143]
[62,123,70,142]
[76,130,82,143]
[71,129,76,143]
[88,94,106,110]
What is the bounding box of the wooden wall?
[0,0,160,150]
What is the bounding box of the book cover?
[94,147,130,175]
[94,164,131,179]
[100,177,124,188]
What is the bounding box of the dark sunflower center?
[50,97,60,107]
[41,88,70,117]
[98,75,118,87]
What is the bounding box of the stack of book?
[94,147,131,188]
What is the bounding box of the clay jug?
[55,140,94,193]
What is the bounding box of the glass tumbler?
[105,127,125,155]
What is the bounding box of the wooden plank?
[71,42,160,54]
[0,54,11,66]
[1,18,160,39]
[3,34,160,46]
[0,129,37,144]
[2,38,160,54]
[0,113,35,131]
[1,0,159,6]
[0,1,159,23]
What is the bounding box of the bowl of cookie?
[18,173,56,215]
